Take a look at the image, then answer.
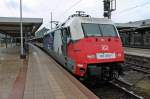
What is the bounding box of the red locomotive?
[43,12,124,81]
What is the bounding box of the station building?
[116,19,150,48]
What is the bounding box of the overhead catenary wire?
[57,0,83,19]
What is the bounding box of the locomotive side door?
[61,28,68,58]
[61,27,76,72]
[61,27,73,69]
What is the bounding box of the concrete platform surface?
[0,45,98,99]
[125,47,150,58]
[0,47,23,99]
[23,44,98,99]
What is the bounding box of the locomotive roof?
[44,17,116,38]
[64,17,114,27]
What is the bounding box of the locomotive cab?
[66,17,124,80]
[43,15,124,81]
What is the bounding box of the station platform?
[0,44,98,99]
[125,47,150,58]
[0,47,22,99]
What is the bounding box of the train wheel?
[113,71,119,80]
[102,67,111,81]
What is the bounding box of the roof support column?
[10,37,14,47]
[5,34,7,48]
[0,36,2,47]
[141,31,145,47]
[20,0,26,59]
[1,39,3,47]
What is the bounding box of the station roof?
[116,19,150,29]
[119,25,150,33]
[115,23,139,29]
[0,17,43,38]
[35,27,49,38]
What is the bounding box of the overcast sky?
[0,0,150,28]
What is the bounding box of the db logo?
[101,45,109,51]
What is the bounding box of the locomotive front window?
[82,23,118,37]
[82,23,102,36]
[100,24,117,36]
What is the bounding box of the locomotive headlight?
[77,64,84,67]
[118,53,122,57]
[116,53,122,57]
[87,54,96,59]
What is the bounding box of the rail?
[110,79,144,99]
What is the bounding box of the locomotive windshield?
[82,23,118,37]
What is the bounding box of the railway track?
[125,62,150,74]
[125,54,150,74]
[117,54,150,99]
[84,79,145,99]
[110,79,144,99]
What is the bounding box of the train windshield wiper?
[87,35,101,37]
